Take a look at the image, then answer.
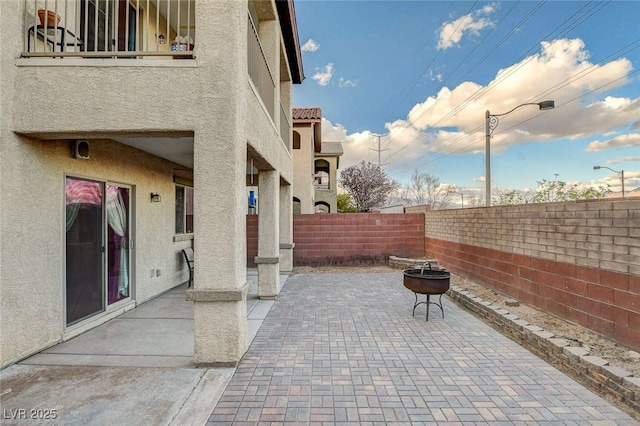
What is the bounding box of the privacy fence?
[247,198,639,351]
[247,213,425,267]
[424,199,640,351]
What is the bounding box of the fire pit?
[403,263,451,321]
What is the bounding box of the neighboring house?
[292,107,343,213]
[0,0,303,368]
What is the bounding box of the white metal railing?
[313,174,330,190]
[23,0,195,58]
[280,102,290,150]
[247,13,275,121]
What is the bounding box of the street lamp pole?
[593,165,625,198]
[485,100,555,206]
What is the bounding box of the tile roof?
[320,141,343,155]
[292,107,322,120]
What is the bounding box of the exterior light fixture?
[150,193,161,203]
[157,34,166,44]
[593,165,625,198]
[485,100,555,206]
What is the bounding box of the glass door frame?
[106,182,133,308]
[64,174,135,329]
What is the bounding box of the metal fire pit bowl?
[403,265,451,321]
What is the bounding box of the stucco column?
[255,170,280,298]
[185,1,249,367]
[279,183,294,273]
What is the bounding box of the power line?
[384,1,613,165]
[384,1,550,162]
[380,1,480,124]
[390,67,640,176]
[369,133,389,167]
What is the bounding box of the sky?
[292,0,640,202]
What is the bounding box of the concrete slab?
[20,354,194,368]
[0,365,223,426]
[40,318,193,358]
[120,296,193,319]
[3,272,283,426]
[247,299,274,320]
[169,368,235,426]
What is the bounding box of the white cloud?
[606,156,640,165]
[301,39,319,53]
[324,38,639,179]
[586,133,640,152]
[401,38,637,156]
[437,5,496,50]
[338,77,358,88]
[312,63,334,86]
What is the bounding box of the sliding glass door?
[65,177,132,326]
[107,185,130,305]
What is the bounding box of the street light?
[485,100,555,206]
[593,165,625,198]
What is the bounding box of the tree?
[494,179,610,205]
[409,170,429,205]
[338,161,400,212]
[398,182,413,206]
[336,193,357,213]
[400,170,459,209]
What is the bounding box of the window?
[314,159,330,189]
[175,185,194,234]
[315,201,330,213]
[80,0,141,53]
[293,131,301,149]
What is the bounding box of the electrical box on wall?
[73,140,90,159]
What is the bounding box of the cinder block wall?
[424,199,640,351]
[292,213,425,265]
[247,213,425,266]
[247,215,258,267]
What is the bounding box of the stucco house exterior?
[292,107,343,213]
[0,0,303,368]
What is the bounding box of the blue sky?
[293,0,640,201]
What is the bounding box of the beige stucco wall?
[292,126,315,213]
[1,0,294,367]
[0,136,190,367]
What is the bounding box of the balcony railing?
[23,0,195,58]
[247,13,275,121]
[280,102,290,150]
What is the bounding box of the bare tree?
[338,161,400,212]
[422,174,454,210]
[398,182,414,206]
[409,170,428,205]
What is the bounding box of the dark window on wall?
[293,131,301,149]
[175,185,194,234]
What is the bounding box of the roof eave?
[276,0,305,84]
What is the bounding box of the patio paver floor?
[209,271,637,425]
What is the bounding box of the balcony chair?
[181,247,194,288]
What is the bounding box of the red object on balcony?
[38,9,61,27]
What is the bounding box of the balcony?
[247,12,275,122]
[280,102,291,151]
[22,0,195,58]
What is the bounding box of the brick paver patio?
[209,271,637,425]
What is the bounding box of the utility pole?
[369,133,389,167]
